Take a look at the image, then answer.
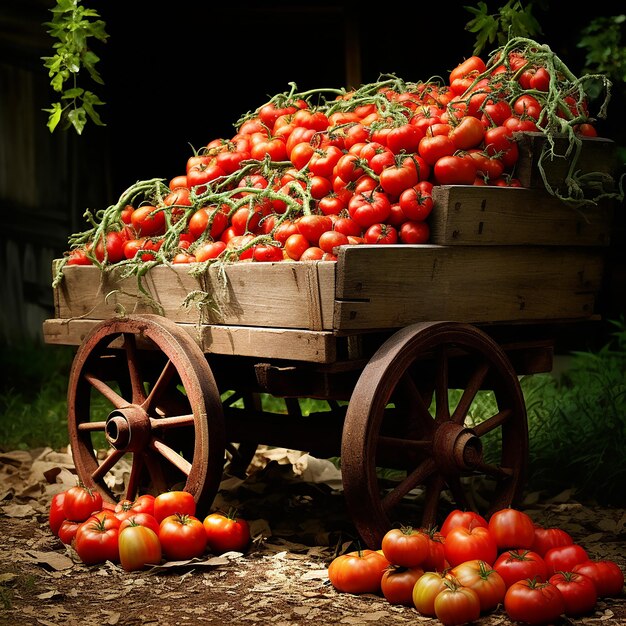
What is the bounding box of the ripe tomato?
[63,485,103,522]
[252,244,283,262]
[439,509,488,537]
[195,240,227,262]
[319,230,349,254]
[119,524,162,572]
[115,494,156,519]
[399,220,430,244]
[348,191,391,228]
[296,214,333,246]
[381,566,425,606]
[119,512,160,536]
[494,549,549,588]
[381,527,430,568]
[153,491,196,524]
[131,205,166,237]
[483,126,519,170]
[504,579,565,625]
[66,247,93,265]
[433,154,477,185]
[159,514,207,561]
[364,223,398,244]
[202,511,251,555]
[386,123,424,155]
[488,507,536,550]
[434,582,481,626]
[74,516,120,564]
[299,246,325,261]
[572,560,625,597]
[327,549,390,594]
[412,570,450,616]
[449,55,486,84]
[549,571,597,616]
[49,492,66,536]
[422,529,447,572]
[449,115,484,150]
[284,233,310,260]
[450,559,506,612]
[398,186,433,221]
[531,525,573,557]
[93,231,126,264]
[418,134,456,166]
[513,94,543,121]
[444,525,497,568]
[543,544,589,577]
[57,519,80,545]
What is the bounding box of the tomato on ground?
[119,524,162,572]
[203,511,251,555]
[327,549,390,594]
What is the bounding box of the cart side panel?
[431,186,613,246]
[53,261,336,330]
[333,245,605,330]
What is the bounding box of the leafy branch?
[465,1,544,55]
[41,0,108,135]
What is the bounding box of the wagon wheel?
[67,314,226,517]
[341,321,528,549]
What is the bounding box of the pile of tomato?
[327,507,624,625]
[61,37,602,274]
[48,484,251,571]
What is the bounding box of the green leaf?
[61,87,85,99]
[68,106,87,135]
[82,90,106,126]
[44,102,64,133]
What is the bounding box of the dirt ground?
[1,447,625,626]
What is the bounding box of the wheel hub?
[433,421,483,475]
[105,405,151,452]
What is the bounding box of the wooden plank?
[515,132,616,190]
[431,186,613,247]
[54,261,337,331]
[42,318,338,363]
[333,245,605,330]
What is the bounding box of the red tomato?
[483,126,519,169]
[252,244,283,262]
[381,566,425,606]
[549,571,597,616]
[202,511,251,555]
[333,152,365,182]
[299,246,325,261]
[513,94,543,121]
[531,526,574,557]
[296,214,333,246]
[195,240,227,262]
[399,220,430,244]
[381,527,430,568]
[422,529,447,572]
[450,559,506,612]
[386,123,424,155]
[153,491,196,524]
[398,186,433,221]
[66,247,93,265]
[488,507,536,550]
[318,230,349,254]
[504,579,565,625]
[49,492,66,536]
[434,582,481,626]
[572,560,625,597]
[159,514,207,561]
[494,550,549,588]
[444,525,497,568]
[74,516,120,564]
[439,509,488,537]
[63,485,103,522]
[543,544,589,577]
[348,191,391,228]
[327,549,390,594]
[412,570,449,616]
[449,56,487,84]
[93,231,126,264]
[119,512,160,536]
[58,519,80,545]
[119,524,162,572]
[449,115,485,150]
[433,154,477,185]
[284,233,310,261]
[418,134,456,166]
[131,205,166,237]
[364,223,398,244]
[115,494,156,519]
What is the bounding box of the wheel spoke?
[382,458,436,513]
[472,461,514,479]
[445,475,471,510]
[434,346,450,423]
[77,420,107,432]
[451,360,490,424]
[472,408,512,436]
[378,435,432,454]
[91,449,125,482]
[399,371,435,431]
[422,474,445,526]
[83,373,127,408]
[123,333,146,404]
[125,453,145,500]
[150,438,192,476]
[150,414,195,429]
[142,451,169,494]
[144,360,177,413]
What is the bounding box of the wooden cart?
[42,134,616,548]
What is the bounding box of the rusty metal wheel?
[67,314,225,516]
[341,321,528,549]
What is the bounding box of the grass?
[2,319,624,505]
